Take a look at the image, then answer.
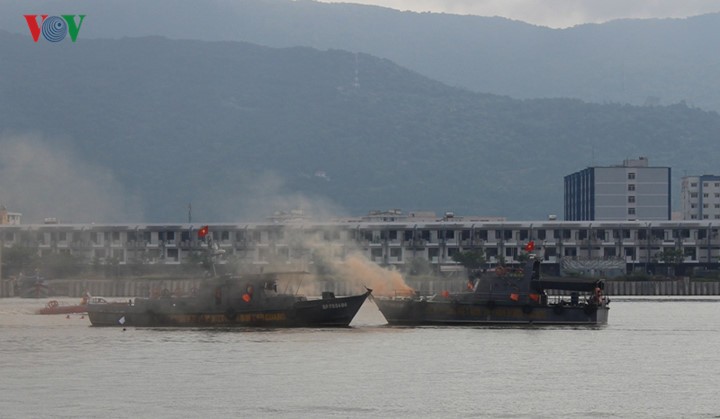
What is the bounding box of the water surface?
[1,297,718,418]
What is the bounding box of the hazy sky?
[319,0,720,28]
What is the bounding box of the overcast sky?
[319,0,720,28]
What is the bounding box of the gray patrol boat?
[375,258,609,326]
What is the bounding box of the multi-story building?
[564,157,671,221]
[1,219,718,276]
[681,175,720,220]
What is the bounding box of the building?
[564,157,671,221]
[681,175,720,220]
[1,219,718,277]
[0,206,22,225]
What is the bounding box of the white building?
[681,175,720,220]
[2,219,719,276]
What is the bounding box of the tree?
[405,257,432,276]
[2,245,39,277]
[40,252,84,278]
[451,250,486,273]
[516,252,531,265]
[104,256,121,278]
[655,248,685,276]
[185,250,214,275]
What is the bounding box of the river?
[1,297,718,418]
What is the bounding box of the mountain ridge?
[1,32,718,223]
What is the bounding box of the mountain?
[1,0,720,111]
[1,31,719,223]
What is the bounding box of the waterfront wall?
[604,279,720,296]
[3,278,720,298]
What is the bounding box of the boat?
[374,258,609,325]
[36,293,98,315]
[87,273,372,327]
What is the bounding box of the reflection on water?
[1,298,719,418]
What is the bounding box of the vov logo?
[24,15,86,42]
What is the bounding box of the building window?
[715,183,720,187]
[715,204,720,209]
[704,193,709,198]
[716,215,720,219]
[628,208,636,215]
[691,192,698,198]
[691,183,698,187]
[628,184,635,191]
[628,196,635,203]
[628,173,636,180]
[691,204,697,208]
[691,215,698,219]
[704,215,709,219]
[704,183,709,187]
[704,204,709,208]
[715,193,720,198]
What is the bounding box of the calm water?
[1,297,719,418]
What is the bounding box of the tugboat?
[87,273,371,327]
[374,257,609,326]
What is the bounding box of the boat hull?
[375,298,609,326]
[37,304,88,315]
[87,291,371,328]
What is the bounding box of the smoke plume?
[0,134,144,223]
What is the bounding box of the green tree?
[655,248,685,276]
[185,250,214,275]
[405,257,432,276]
[104,256,121,278]
[451,250,486,273]
[2,245,39,277]
[516,252,531,265]
[40,252,84,278]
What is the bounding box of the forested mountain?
[1,0,719,111]
[1,31,718,223]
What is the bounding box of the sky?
[318,0,720,28]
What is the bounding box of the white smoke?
[0,134,144,223]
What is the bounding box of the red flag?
[524,241,535,252]
[198,225,209,239]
